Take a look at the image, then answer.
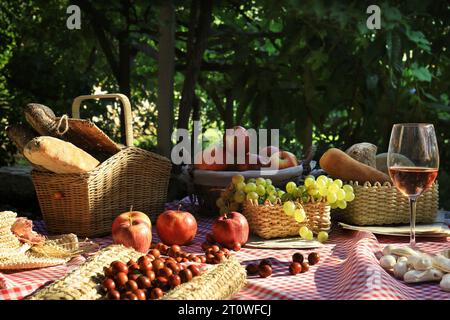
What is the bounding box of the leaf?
[410,65,432,82]
[405,27,431,52]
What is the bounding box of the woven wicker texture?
[32,146,171,237]
[340,181,439,225]
[27,245,246,300]
[243,200,331,239]
[162,256,246,300]
[27,245,142,300]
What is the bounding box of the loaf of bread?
[24,103,120,161]
[23,136,100,174]
[320,148,391,184]
[345,142,377,168]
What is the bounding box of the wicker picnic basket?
[339,181,439,225]
[31,94,172,237]
[242,199,331,239]
[26,245,246,300]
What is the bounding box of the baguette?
[319,148,391,184]
[23,136,100,174]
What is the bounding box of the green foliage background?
[0,0,449,209]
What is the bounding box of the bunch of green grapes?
[217,175,285,214]
[282,175,355,243]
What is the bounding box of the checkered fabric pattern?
[1,200,449,300]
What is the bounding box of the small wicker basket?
[242,200,331,239]
[31,94,172,237]
[339,181,439,226]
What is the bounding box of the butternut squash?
[23,136,99,174]
[319,148,391,184]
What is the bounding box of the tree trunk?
[177,0,213,131]
[156,1,175,157]
[300,67,314,157]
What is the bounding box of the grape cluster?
[216,175,283,214]
[217,174,356,243]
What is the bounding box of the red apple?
[235,153,269,171]
[259,145,279,157]
[212,212,249,248]
[112,211,152,253]
[156,210,197,246]
[223,126,250,157]
[194,144,229,171]
[268,151,298,170]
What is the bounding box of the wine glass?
[387,123,439,247]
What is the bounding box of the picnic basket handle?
[71,93,134,147]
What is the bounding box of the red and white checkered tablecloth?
[1,201,449,300]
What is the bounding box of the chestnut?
[122,291,138,300]
[114,272,128,287]
[150,287,164,300]
[152,258,165,271]
[145,270,156,282]
[128,263,140,274]
[107,289,121,300]
[136,275,152,289]
[127,259,137,267]
[188,265,201,277]
[158,267,173,278]
[125,280,139,292]
[128,273,140,282]
[258,264,272,278]
[139,263,153,274]
[168,274,181,288]
[246,264,259,276]
[111,261,128,274]
[179,269,193,283]
[201,242,210,251]
[171,244,182,253]
[103,266,114,278]
[259,259,272,267]
[182,257,189,263]
[301,262,309,273]
[159,245,169,255]
[176,257,183,263]
[222,248,231,257]
[149,249,161,258]
[154,275,168,286]
[289,262,302,275]
[111,261,128,273]
[308,252,320,265]
[232,243,241,252]
[165,261,180,274]
[133,289,146,300]
[210,245,220,253]
[102,278,116,291]
[199,256,207,263]
[292,253,304,264]
[138,255,152,268]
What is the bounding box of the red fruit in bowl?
[156,209,198,246]
[268,151,298,170]
[212,212,249,248]
[112,211,152,253]
[259,145,279,157]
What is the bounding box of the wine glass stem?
[409,198,417,247]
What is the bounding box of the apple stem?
[178,203,182,211]
[130,205,133,212]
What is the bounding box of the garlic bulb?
[380,255,396,270]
